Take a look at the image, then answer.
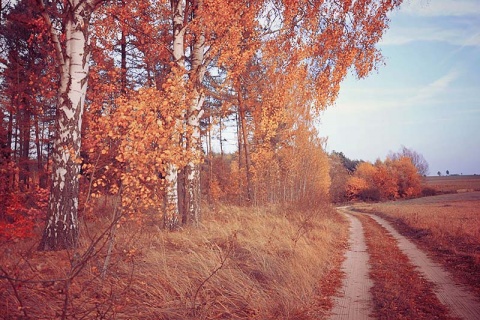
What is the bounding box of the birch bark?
[38,0,101,251]
[184,1,205,225]
[164,0,186,229]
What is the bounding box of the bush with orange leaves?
[346,157,422,202]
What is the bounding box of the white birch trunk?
[164,0,186,229]
[39,1,97,250]
[164,164,179,229]
[184,0,205,225]
[185,91,204,224]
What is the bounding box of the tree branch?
[37,0,65,67]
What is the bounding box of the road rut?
[330,208,373,319]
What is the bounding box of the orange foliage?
[65,0,402,224]
[0,0,403,248]
[355,162,378,186]
[346,176,369,201]
[346,157,422,201]
[203,0,403,207]
[224,159,248,203]
[387,157,422,198]
[208,177,224,202]
[373,161,399,199]
[85,77,191,215]
[0,187,48,240]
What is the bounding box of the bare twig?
[192,238,235,316]
[82,150,102,242]
[0,266,29,318]
[291,213,314,250]
[101,188,123,279]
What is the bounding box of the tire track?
[330,208,373,319]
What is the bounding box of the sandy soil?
[330,206,480,320]
[330,208,373,319]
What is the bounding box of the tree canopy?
[0,0,404,248]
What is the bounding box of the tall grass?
[1,202,348,319]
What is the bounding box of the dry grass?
[0,202,348,319]
[356,214,457,319]
[355,191,480,298]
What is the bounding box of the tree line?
[0,0,403,250]
[329,146,429,202]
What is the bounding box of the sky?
[318,0,480,176]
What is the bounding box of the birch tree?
[167,0,218,226]
[162,0,185,229]
[183,0,206,225]
[37,0,106,251]
[388,145,429,176]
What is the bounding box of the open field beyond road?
[424,175,480,193]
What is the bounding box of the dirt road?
[329,207,480,320]
[330,210,373,319]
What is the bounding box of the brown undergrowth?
[356,214,457,319]
[0,202,348,319]
[356,192,480,298]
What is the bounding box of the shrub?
[358,187,381,202]
[421,187,437,197]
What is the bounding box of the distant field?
[424,175,480,193]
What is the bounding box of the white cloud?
[380,0,480,47]
[409,68,460,104]
[381,27,480,47]
[401,0,480,17]
[327,69,462,118]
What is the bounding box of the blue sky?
[319,0,480,175]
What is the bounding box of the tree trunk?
[39,2,95,251]
[184,0,205,225]
[18,99,31,191]
[207,115,213,203]
[7,105,14,189]
[164,164,180,229]
[163,0,186,229]
[235,111,244,203]
[0,0,4,24]
[0,108,11,220]
[184,92,204,225]
[219,117,223,157]
[120,2,127,95]
[237,87,253,203]
[33,112,46,188]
